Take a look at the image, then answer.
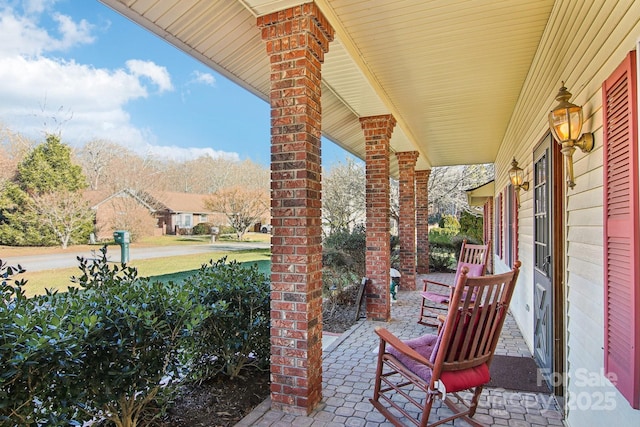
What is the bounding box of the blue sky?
[0,0,351,166]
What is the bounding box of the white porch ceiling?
[99,0,554,176]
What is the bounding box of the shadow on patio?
[238,273,564,427]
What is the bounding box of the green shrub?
[192,222,213,235]
[0,263,86,425]
[441,214,461,234]
[459,210,483,242]
[1,253,209,427]
[428,231,457,272]
[74,280,208,426]
[323,225,366,277]
[182,258,270,380]
[0,252,271,425]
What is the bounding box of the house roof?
[98,0,555,177]
[465,180,495,207]
[84,189,214,215]
[148,191,213,214]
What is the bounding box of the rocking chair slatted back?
[458,242,491,271]
[435,268,517,375]
[418,240,491,327]
[371,261,521,427]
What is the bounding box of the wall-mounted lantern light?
[508,158,529,207]
[548,83,594,189]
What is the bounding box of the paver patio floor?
[238,272,564,427]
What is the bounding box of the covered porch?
[238,272,564,426]
[97,1,640,425]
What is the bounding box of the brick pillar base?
[258,2,334,414]
[396,152,419,290]
[361,115,396,321]
[416,169,431,274]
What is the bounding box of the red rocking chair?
[371,261,520,427]
[418,240,490,327]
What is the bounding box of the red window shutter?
[603,50,639,409]
[495,192,503,259]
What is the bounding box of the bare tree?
[30,190,94,249]
[0,124,34,182]
[428,164,494,217]
[205,186,269,240]
[322,158,366,233]
[76,139,118,190]
[102,194,159,242]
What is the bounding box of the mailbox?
[113,230,130,263]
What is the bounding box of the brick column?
[360,115,395,321]
[258,3,334,414]
[416,169,431,274]
[483,197,494,273]
[396,152,419,290]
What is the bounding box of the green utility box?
[113,230,130,263]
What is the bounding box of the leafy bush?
[323,225,366,277]
[459,210,483,242]
[0,262,85,425]
[1,251,271,425]
[192,222,214,235]
[182,258,270,380]
[2,252,208,426]
[437,214,460,234]
[72,277,208,425]
[428,232,483,272]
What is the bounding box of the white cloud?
[0,3,238,163]
[22,0,56,15]
[126,59,173,93]
[191,70,216,87]
[0,4,93,56]
[141,144,240,163]
[51,13,95,51]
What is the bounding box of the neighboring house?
[149,191,223,235]
[84,189,223,239]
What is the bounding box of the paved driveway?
[2,241,270,272]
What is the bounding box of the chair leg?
[418,298,442,327]
[468,385,483,417]
[371,339,386,403]
[419,393,436,427]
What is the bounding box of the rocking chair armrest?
[374,327,432,367]
[422,279,453,292]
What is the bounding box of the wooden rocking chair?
[371,261,520,427]
[418,240,490,327]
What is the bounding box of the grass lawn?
[15,248,271,297]
[153,259,271,284]
[0,232,271,257]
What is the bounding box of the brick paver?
[237,273,564,426]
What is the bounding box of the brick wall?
[258,2,334,414]
[360,115,396,321]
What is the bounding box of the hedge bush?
[182,258,270,380]
[191,222,214,235]
[0,250,270,426]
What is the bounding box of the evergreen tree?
[17,134,86,194]
[0,134,91,247]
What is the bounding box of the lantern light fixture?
[548,82,594,189]
[508,158,529,207]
